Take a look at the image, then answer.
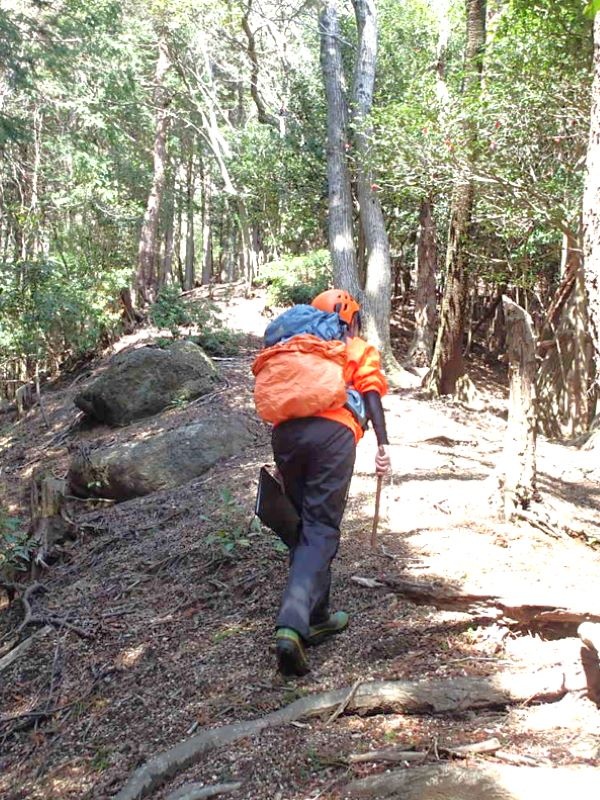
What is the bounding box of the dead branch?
[0,626,52,674]
[114,671,576,800]
[345,762,598,799]
[382,576,600,628]
[3,582,94,642]
[327,678,362,725]
[349,738,502,765]
[0,666,115,737]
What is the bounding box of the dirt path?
[1,293,600,800]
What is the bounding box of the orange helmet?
[311,289,361,327]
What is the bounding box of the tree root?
[345,762,600,799]
[382,576,600,629]
[1,582,94,645]
[114,669,577,800]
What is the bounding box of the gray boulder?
[68,414,254,501]
[74,340,217,425]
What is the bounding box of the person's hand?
[375,445,391,477]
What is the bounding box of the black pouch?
[255,467,300,548]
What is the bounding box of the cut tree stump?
[114,670,579,800]
[383,576,600,629]
[501,296,537,519]
[345,762,600,799]
[29,474,72,570]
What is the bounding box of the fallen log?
[345,762,599,799]
[349,738,502,764]
[383,576,600,628]
[115,670,577,800]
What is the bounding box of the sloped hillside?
[1,289,600,800]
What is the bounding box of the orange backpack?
[252,334,348,425]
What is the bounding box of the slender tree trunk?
[537,235,594,439]
[161,192,175,286]
[200,158,213,285]
[351,0,402,375]
[135,35,171,306]
[184,151,195,291]
[425,0,486,396]
[29,107,43,257]
[583,11,600,398]
[501,297,537,519]
[407,197,438,368]
[319,1,359,295]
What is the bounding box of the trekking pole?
[370,447,385,549]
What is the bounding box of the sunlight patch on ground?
[116,643,147,669]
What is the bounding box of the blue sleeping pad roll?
[264,305,345,347]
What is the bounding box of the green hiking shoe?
[306,611,349,646]
[276,628,310,677]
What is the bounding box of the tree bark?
[135,35,171,305]
[537,238,594,440]
[200,157,213,285]
[583,11,600,398]
[351,0,397,369]
[407,197,438,367]
[184,151,195,291]
[319,2,359,296]
[501,296,537,518]
[425,0,486,395]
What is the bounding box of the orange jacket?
[316,336,388,442]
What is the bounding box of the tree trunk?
[184,152,195,291]
[425,0,486,396]
[406,197,438,368]
[161,193,175,287]
[537,236,594,440]
[501,296,537,519]
[319,2,359,295]
[351,0,396,367]
[135,35,171,306]
[583,11,600,398]
[200,158,213,285]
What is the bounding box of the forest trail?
[1,291,600,800]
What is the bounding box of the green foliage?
[585,0,600,16]
[149,285,190,333]
[0,257,129,374]
[206,488,253,555]
[0,510,30,574]
[194,328,243,357]
[260,250,332,307]
[149,287,244,355]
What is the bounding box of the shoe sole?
[306,621,348,647]
[276,640,310,677]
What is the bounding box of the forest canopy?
[0,0,597,422]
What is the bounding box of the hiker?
[253,289,391,677]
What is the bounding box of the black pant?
[272,417,356,639]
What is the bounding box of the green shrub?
[150,288,243,355]
[0,257,128,377]
[260,250,332,307]
[194,328,244,357]
[149,285,190,333]
[0,510,30,575]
